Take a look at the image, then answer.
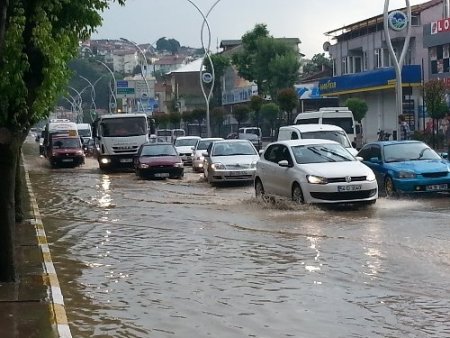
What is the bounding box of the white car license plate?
[155,173,169,178]
[426,184,448,191]
[338,185,362,192]
[62,158,73,163]
[229,171,247,176]
[120,158,133,163]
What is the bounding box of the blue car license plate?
[426,184,448,191]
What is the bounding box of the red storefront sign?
[431,18,450,34]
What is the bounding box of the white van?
[77,123,92,143]
[277,124,358,156]
[294,107,359,145]
[238,127,262,150]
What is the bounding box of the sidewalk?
[0,152,70,337]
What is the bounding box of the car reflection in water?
[133,142,184,180]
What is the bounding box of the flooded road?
[23,140,450,338]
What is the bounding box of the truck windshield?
[322,117,354,134]
[101,117,147,137]
[52,138,81,149]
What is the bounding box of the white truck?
[92,113,149,170]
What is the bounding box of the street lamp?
[120,37,151,112]
[96,60,117,113]
[79,75,104,122]
[185,0,221,137]
[383,0,411,139]
[68,86,84,122]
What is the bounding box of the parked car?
[192,137,223,172]
[255,139,378,205]
[357,140,450,197]
[277,124,358,156]
[134,142,184,179]
[46,136,85,168]
[174,136,201,165]
[203,139,260,184]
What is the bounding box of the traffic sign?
[116,87,135,95]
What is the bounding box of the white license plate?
[62,158,73,162]
[338,185,362,192]
[426,184,448,191]
[120,158,133,163]
[229,171,248,176]
[154,173,169,178]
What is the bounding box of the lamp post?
[68,86,84,122]
[79,75,103,122]
[120,37,151,113]
[96,60,117,113]
[383,0,411,139]
[185,0,222,137]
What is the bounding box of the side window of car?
[372,146,381,161]
[264,145,280,163]
[291,132,299,140]
[280,145,293,165]
[358,146,371,161]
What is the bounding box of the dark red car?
[46,136,85,168]
[134,142,184,179]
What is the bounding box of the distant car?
[203,139,260,184]
[357,140,450,197]
[192,137,223,172]
[174,136,201,165]
[46,136,85,168]
[133,142,184,179]
[255,139,378,205]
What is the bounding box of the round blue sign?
[388,10,408,31]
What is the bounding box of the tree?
[168,111,181,129]
[182,110,195,135]
[260,103,280,141]
[0,0,125,282]
[277,88,298,125]
[344,98,368,123]
[424,79,449,148]
[154,114,170,129]
[156,37,181,55]
[302,53,333,75]
[232,24,300,97]
[233,104,250,130]
[211,107,225,137]
[250,95,264,128]
[204,53,230,107]
[191,108,206,137]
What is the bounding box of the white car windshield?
[175,138,198,147]
[212,142,257,156]
[292,144,354,164]
[384,142,441,162]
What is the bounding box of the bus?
[92,113,149,170]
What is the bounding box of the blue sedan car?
[357,140,450,197]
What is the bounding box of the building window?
[363,51,368,71]
[375,48,382,68]
[430,44,450,74]
[341,57,347,74]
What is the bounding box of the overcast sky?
[93,0,427,58]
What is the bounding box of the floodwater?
[23,139,450,338]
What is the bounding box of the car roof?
[176,136,201,140]
[274,139,340,147]
[364,140,424,146]
[213,139,253,144]
[143,142,173,146]
[199,137,223,141]
[280,124,345,132]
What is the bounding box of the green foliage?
[344,98,368,122]
[0,0,125,131]
[232,24,300,97]
[191,108,206,124]
[168,111,181,128]
[250,95,264,127]
[260,102,279,123]
[277,88,298,124]
[156,37,181,55]
[233,104,250,129]
[154,114,169,128]
[424,79,449,120]
[302,53,332,75]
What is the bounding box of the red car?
[46,136,85,168]
[134,142,184,179]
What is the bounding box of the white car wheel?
[255,179,265,199]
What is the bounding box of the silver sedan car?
[192,137,223,172]
[203,139,260,184]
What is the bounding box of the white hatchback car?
[203,139,260,184]
[192,137,223,172]
[174,136,201,165]
[255,139,378,205]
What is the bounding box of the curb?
[23,164,72,338]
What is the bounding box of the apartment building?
[320,0,447,142]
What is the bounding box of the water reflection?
[98,175,112,208]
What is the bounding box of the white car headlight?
[396,170,416,179]
[250,160,258,168]
[139,163,149,169]
[307,175,328,184]
[211,162,226,170]
[174,162,184,168]
[366,171,376,182]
